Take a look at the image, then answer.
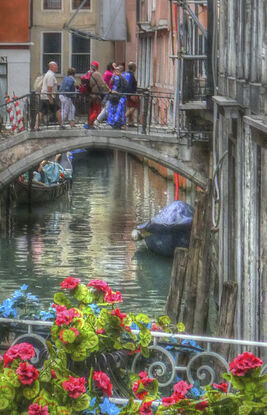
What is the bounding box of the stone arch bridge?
[0,128,208,190]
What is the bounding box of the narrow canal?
[0,151,194,316]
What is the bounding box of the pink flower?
[213,382,228,393]
[93,371,113,397]
[229,352,263,376]
[51,369,57,379]
[60,276,80,290]
[104,290,123,303]
[138,371,148,379]
[3,343,35,367]
[52,303,67,313]
[59,327,80,344]
[62,376,86,399]
[16,362,39,385]
[173,380,192,397]
[88,279,111,293]
[150,323,162,331]
[55,308,81,327]
[28,403,49,415]
[132,373,154,400]
[139,401,153,415]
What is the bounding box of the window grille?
[71,34,91,74]
[43,0,62,9]
[42,32,62,74]
[72,0,91,9]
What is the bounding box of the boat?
[131,200,194,256]
[12,153,72,204]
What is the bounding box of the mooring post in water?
[28,170,33,212]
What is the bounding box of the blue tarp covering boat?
[131,201,194,256]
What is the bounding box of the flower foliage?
[0,281,266,415]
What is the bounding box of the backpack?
[79,72,92,94]
[34,75,44,93]
[118,74,128,93]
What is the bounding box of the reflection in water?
[0,150,194,316]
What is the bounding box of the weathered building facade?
[30,0,115,86]
[213,0,266,346]
[0,0,31,101]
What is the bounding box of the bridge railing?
[0,90,177,137]
[0,316,266,399]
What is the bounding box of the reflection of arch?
[0,132,207,189]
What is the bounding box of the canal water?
[0,151,193,316]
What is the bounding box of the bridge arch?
[0,130,208,189]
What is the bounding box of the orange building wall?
[0,0,30,43]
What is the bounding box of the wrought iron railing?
[0,316,266,401]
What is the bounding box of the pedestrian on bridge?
[34,61,61,130]
[59,67,76,129]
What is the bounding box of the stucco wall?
[0,0,30,43]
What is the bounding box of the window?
[43,0,62,9]
[71,34,91,74]
[42,32,62,73]
[72,0,91,9]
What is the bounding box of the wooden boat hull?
[12,179,71,204]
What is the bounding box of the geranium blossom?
[213,382,228,393]
[62,376,86,398]
[52,303,67,313]
[55,308,81,327]
[28,403,49,415]
[229,351,263,376]
[132,373,154,400]
[110,308,127,325]
[195,400,208,411]
[16,362,39,385]
[173,380,192,397]
[161,394,180,407]
[104,290,123,303]
[139,400,153,415]
[60,276,80,290]
[96,328,106,335]
[3,343,35,367]
[88,279,111,293]
[93,371,113,397]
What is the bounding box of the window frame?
[69,33,91,76]
[41,31,63,75]
[70,0,92,12]
[42,0,63,11]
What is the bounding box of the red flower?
[93,371,113,397]
[229,352,263,376]
[51,369,57,379]
[139,371,148,379]
[52,303,67,313]
[62,376,86,399]
[132,374,154,400]
[213,382,228,393]
[96,328,106,335]
[3,343,35,367]
[28,403,49,415]
[16,362,39,385]
[195,400,208,411]
[173,380,192,397]
[129,345,141,356]
[110,308,127,324]
[60,276,80,290]
[59,327,80,344]
[150,323,162,331]
[161,394,180,407]
[88,279,111,293]
[139,401,153,415]
[55,308,81,327]
[104,290,123,303]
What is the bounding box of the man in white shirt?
[34,61,61,130]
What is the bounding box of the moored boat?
[131,200,194,256]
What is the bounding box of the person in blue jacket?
[59,67,76,129]
[125,62,138,127]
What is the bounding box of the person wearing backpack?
[59,67,76,129]
[107,63,128,129]
[125,62,138,127]
[80,61,109,129]
[34,61,61,130]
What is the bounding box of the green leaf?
[0,397,10,411]
[176,322,185,332]
[72,393,90,411]
[157,315,171,327]
[139,329,152,347]
[61,329,77,344]
[23,380,40,400]
[73,284,93,303]
[46,340,56,359]
[123,342,137,351]
[53,292,72,308]
[136,313,150,325]
[140,345,150,358]
[3,369,20,387]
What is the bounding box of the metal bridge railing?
[0,316,266,399]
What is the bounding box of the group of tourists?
[34,59,138,131]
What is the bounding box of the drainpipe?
[173,4,181,136]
